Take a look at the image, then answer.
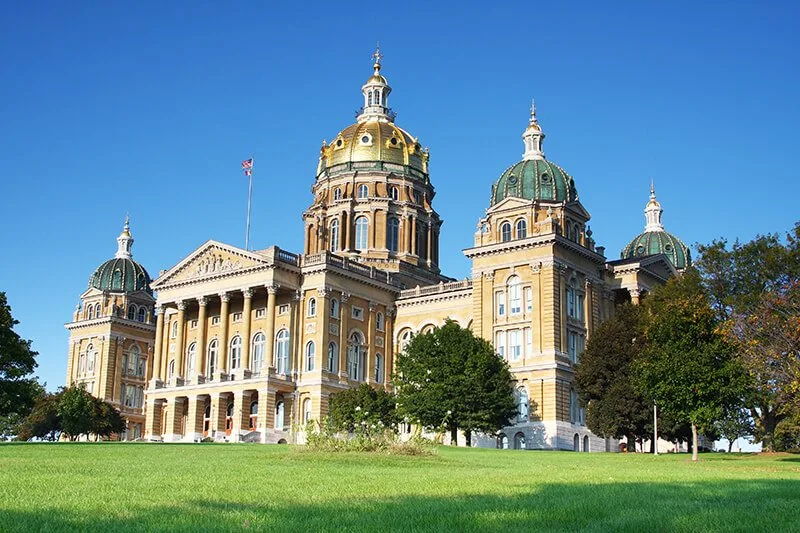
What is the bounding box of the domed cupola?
[621,184,691,270]
[317,46,430,178]
[490,101,578,206]
[88,217,153,294]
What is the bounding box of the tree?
[574,304,652,449]
[17,392,61,441]
[715,406,755,453]
[58,385,98,440]
[394,320,516,446]
[0,292,42,437]
[328,384,397,432]
[633,270,748,461]
[90,397,126,440]
[22,385,126,441]
[695,224,800,450]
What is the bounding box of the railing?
[316,161,429,183]
[301,251,403,288]
[399,279,473,299]
[275,248,300,266]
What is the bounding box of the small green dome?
[490,159,578,206]
[621,230,691,270]
[89,257,152,294]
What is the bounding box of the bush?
[304,418,435,456]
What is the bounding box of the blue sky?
[1,1,799,395]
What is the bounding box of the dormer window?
[360,133,372,146]
[333,188,342,201]
[358,184,369,199]
[501,222,512,242]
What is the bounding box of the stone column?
[144,398,164,441]
[164,397,185,442]
[112,338,123,403]
[264,285,278,372]
[232,390,252,441]
[152,306,164,382]
[241,288,253,371]
[160,311,170,382]
[258,389,275,443]
[339,292,350,378]
[185,395,205,442]
[409,215,417,256]
[218,293,230,374]
[386,306,395,380]
[174,302,186,380]
[585,280,594,339]
[345,210,353,251]
[196,297,208,380]
[630,288,641,305]
[426,221,433,265]
[366,302,376,383]
[210,392,229,438]
[317,287,330,374]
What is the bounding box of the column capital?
[177,301,186,311]
[386,305,396,318]
[293,289,302,301]
[340,291,351,303]
[265,284,280,295]
[242,288,254,299]
[317,286,331,298]
[368,301,378,312]
[197,296,208,306]
[219,292,230,303]
[155,303,165,313]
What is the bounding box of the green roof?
[89,257,152,294]
[621,230,691,270]
[491,158,577,206]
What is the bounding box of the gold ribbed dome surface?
[322,121,426,174]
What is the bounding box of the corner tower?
[303,48,445,287]
[65,217,156,440]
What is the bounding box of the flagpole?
[245,156,253,251]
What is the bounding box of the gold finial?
[372,42,383,73]
[530,98,538,123]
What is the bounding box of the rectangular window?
[121,355,128,376]
[190,319,198,329]
[567,287,576,318]
[568,332,577,363]
[494,330,506,359]
[577,292,585,321]
[509,285,521,315]
[508,329,521,361]
[524,327,532,357]
[351,306,364,321]
[211,316,220,325]
[278,304,289,315]
[255,308,266,319]
[524,287,533,313]
[496,291,505,317]
[233,312,242,322]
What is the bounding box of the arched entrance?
[225,401,234,436]
[573,433,580,451]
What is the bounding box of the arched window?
[307,298,317,317]
[516,219,527,239]
[329,219,340,252]
[499,434,509,449]
[333,188,342,201]
[171,321,178,338]
[207,339,218,377]
[399,329,413,352]
[305,341,315,371]
[501,222,512,242]
[388,186,399,200]
[583,435,590,452]
[355,217,369,251]
[249,401,258,430]
[87,305,94,320]
[381,92,387,106]
[348,331,366,381]
[330,298,339,318]
[327,342,338,373]
[86,344,95,374]
[514,432,526,450]
[128,344,140,376]
[127,305,136,320]
[387,218,400,252]
[251,332,266,373]
[376,312,385,331]
[79,353,87,374]
[229,335,242,370]
[357,184,369,199]
[303,398,312,424]
[275,329,290,374]
[375,354,384,383]
[94,303,102,318]
[574,433,580,452]
[186,342,196,377]
[517,387,529,422]
[137,306,146,322]
[368,92,373,106]
[168,359,175,379]
[508,275,522,315]
[275,400,285,429]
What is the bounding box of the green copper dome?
[621,230,691,270]
[490,158,578,206]
[89,257,152,294]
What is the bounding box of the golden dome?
[319,121,428,176]
[366,73,388,85]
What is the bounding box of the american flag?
[242,158,253,176]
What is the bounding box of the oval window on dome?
[336,139,344,148]
[664,244,673,252]
[361,135,370,144]
[390,137,398,146]
[636,245,645,255]
[541,173,551,183]
[508,175,518,185]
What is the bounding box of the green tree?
[58,385,97,440]
[575,303,651,449]
[0,292,42,437]
[328,383,397,432]
[633,270,748,461]
[394,320,516,446]
[90,397,126,440]
[715,406,754,453]
[17,392,60,441]
[695,223,800,450]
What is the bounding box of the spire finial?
[124,213,130,231]
[650,179,655,198]
[116,215,134,259]
[372,42,383,73]
[530,98,538,124]
[644,181,664,232]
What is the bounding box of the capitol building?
[64,52,689,450]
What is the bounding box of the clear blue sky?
[1,1,798,393]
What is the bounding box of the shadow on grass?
[1,479,799,532]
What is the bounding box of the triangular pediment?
[486,196,532,215]
[565,200,592,221]
[638,253,678,279]
[152,240,271,288]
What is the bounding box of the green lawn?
[0,444,798,532]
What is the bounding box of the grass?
[0,444,799,532]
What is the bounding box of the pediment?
[486,196,532,215]
[565,200,592,221]
[639,254,678,279]
[152,240,271,288]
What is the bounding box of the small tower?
[357,44,394,123]
[522,99,546,160]
[644,182,664,232]
[64,217,156,440]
